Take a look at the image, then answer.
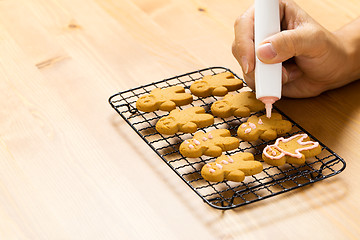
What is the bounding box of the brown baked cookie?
[211,91,265,118]
[155,107,214,135]
[237,113,292,141]
[190,72,243,97]
[201,152,263,182]
[136,86,193,112]
[262,133,322,166]
[179,129,240,158]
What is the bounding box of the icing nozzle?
[265,103,272,118]
[259,97,279,118]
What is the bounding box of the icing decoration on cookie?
[245,128,252,133]
[263,134,319,159]
[215,163,223,169]
[221,160,229,165]
[262,133,322,166]
[248,122,256,129]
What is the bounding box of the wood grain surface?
[1,0,360,239]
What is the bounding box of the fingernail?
[241,56,249,74]
[257,43,277,60]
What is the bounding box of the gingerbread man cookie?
[136,86,193,112]
[201,152,263,182]
[179,129,240,158]
[211,91,265,118]
[155,107,214,135]
[262,133,322,166]
[190,72,243,97]
[237,113,292,141]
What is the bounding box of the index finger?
[232,5,255,74]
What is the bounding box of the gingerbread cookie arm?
[169,86,193,103]
[260,129,278,141]
[190,108,215,128]
[204,145,223,157]
[233,106,251,117]
[159,101,177,111]
[212,86,229,96]
[180,122,198,133]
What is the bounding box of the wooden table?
[1,0,360,239]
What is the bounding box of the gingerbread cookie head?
[201,152,263,182]
[262,133,322,166]
[136,95,158,112]
[237,113,292,141]
[211,91,265,118]
[179,129,240,158]
[155,107,214,135]
[190,72,243,97]
[136,86,193,112]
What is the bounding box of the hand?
[232,0,355,98]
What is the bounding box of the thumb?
[256,27,325,64]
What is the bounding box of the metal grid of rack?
[109,66,346,210]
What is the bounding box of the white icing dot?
[208,133,213,139]
[188,144,194,149]
[202,137,208,141]
[206,164,211,168]
[215,163,223,169]
[221,160,229,165]
[272,150,277,156]
[241,124,247,128]
[245,128,252,134]
[228,156,234,163]
[249,122,256,129]
[184,140,189,144]
[193,139,201,145]
[209,168,215,173]
[258,119,264,125]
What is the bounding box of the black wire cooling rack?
[108,66,346,210]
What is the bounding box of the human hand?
[232,0,353,98]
